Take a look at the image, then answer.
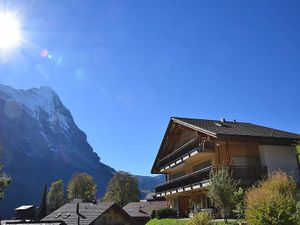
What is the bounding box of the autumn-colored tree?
[103,171,140,207]
[47,179,65,213]
[67,173,97,200]
[246,171,300,225]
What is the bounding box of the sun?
[0,13,21,49]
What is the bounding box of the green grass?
[146,218,189,225]
[146,218,240,225]
[214,220,238,224]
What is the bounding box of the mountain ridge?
[0,84,162,218]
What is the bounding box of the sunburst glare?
[0,12,21,49]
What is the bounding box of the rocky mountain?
[136,175,164,199]
[0,84,161,218]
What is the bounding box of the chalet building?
[151,117,300,217]
[42,202,131,225]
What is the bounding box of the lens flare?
[40,48,49,57]
[0,13,21,48]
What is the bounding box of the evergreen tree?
[67,173,97,200]
[47,179,65,213]
[103,171,140,207]
[37,184,48,219]
[0,164,11,200]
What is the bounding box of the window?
[54,213,61,218]
[63,213,70,219]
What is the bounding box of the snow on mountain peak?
[0,84,56,115]
[0,84,70,131]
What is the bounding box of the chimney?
[220,118,226,123]
[76,202,79,215]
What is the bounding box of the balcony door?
[178,196,191,217]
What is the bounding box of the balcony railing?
[158,138,215,171]
[155,166,268,194]
[231,166,268,183]
[156,166,211,193]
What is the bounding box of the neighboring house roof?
[1,220,23,225]
[15,205,35,211]
[2,221,65,225]
[173,117,300,139]
[123,201,167,218]
[42,202,115,225]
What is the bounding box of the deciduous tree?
[67,173,97,200]
[47,179,65,213]
[103,171,140,207]
[0,164,11,200]
[208,166,238,223]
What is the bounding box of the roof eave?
[216,134,300,144]
[151,117,217,174]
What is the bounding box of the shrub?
[233,187,246,218]
[151,209,156,219]
[187,212,213,225]
[208,166,238,223]
[245,171,300,225]
[156,208,177,219]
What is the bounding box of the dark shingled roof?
[2,221,65,225]
[123,201,167,218]
[173,117,300,139]
[42,202,115,225]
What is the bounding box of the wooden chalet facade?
[151,117,300,217]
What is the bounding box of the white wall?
[259,145,299,182]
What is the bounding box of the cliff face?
[0,85,163,218]
[0,85,115,218]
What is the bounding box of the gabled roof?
[42,202,115,225]
[151,117,300,173]
[173,117,300,139]
[123,201,167,218]
[2,221,65,225]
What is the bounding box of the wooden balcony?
[155,166,268,194]
[158,138,215,171]
[156,166,211,193]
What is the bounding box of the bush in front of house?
[245,171,300,225]
[208,166,239,223]
[151,210,156,219]
[155,208,177,219]
[187,212,213,225]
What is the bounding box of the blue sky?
[0,0,299,176]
